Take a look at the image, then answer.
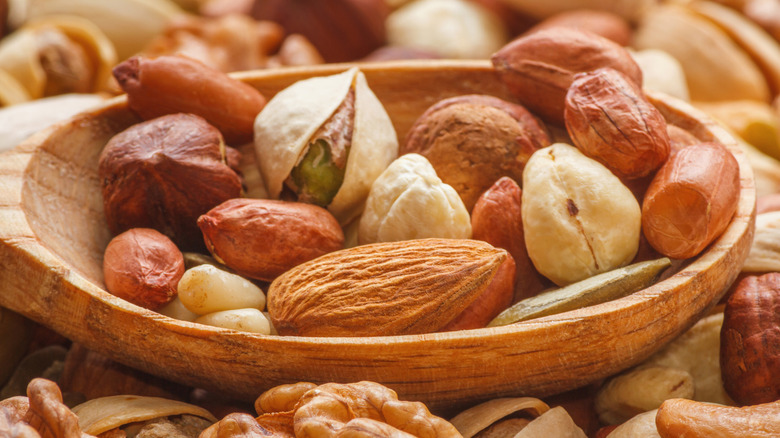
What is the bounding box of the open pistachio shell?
[24,0,183,60]
[0,69,31,106]
[0,15,116,99]
[254,67,398,225]
[449,397,550,438]
[71,395,217,436]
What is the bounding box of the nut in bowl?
[0,60,755,413]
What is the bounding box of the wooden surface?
[0,60,756,413]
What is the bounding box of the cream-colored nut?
[521,143,641,286]
[513,406,587,438]
[386,0,508,59]
[358,153,471,244]
[195,308,271,334]
[177,265,266,315]
[157,297,198,322]
[630,49,690,102]
[605,410,660,438]
[640,312,734,406]
[595,367,694,425]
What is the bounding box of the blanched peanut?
[195,309,272,334]
[157,297,198,322]
[178,265,265,315]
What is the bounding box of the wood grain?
[0,60,755,413]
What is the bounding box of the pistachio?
[489,258,670,326]
[254,67,398,225]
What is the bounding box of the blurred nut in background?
[402,94,550,211]
[98,113,242,251]
[630,49,690,102]
[103,228,185,310]
[386,0,508,59]
[249,0,389,63]
[525,9,633,46]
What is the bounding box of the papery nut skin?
[471,176,548,302]
[402,95,550,211]
[491,27,642,125]
[98,113,242,252]
[113,55,266,144]
[565,68,671,180]
[103,228,185,310]
[642,142,740,259]
[721,273,780,405]
[198,198,344,282]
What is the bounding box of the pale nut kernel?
[491,27,642,125]
[358,153,471,245]
[565,67,671,180]
[402,94,551,211]
[177,264,266,315]
[198,198,345,282]
[522,143,641,286]
[642,142,740,259]
[103,228,184,310]
[195,308,271,334]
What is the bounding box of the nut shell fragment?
[450,397,549,438]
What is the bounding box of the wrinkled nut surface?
[358,154,471,244]
[113,54,266,144]
[102,228,184,310]
[25,378,84,438]
[595,367,694,425]
[522,143,641,286]
[198,198,344,282]
[402,94,550,211]
[565,67,670,179]
[98,113,242,251]
[491,27,642,125]
[642,142,740,259]
[177,264,266,315]
[471,177,547,303]
[721,273,780,405]
[267,238,508,336]
[655,398,780,438]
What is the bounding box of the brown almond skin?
[99,113,242,251]
[402,94,550,211]
[720,273,780,405]
[525,10,633,46]
[565,68,671,180]
[198,198,344,282]
[492,27,642,125]
[113,55,266,144]
[471,177,548,303]
[642,142,740,259]
[103,228,185,310]
[267,239,508,337]
[656,398,780,437]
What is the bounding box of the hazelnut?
[98,113,242,251]
[402,94,550,211]
[103,228,185,310]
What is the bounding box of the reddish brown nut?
[103,228,185,310]
[402,94,550,211]
[113,55,266,144]
[441,255,515,331]
[666,124,701,156]
[250,0,389,63]
[656,398,780,437]
[471,177,548,303]
[642,142,740,259]
[491,27,642,125]
[98,113,243,251]
[565,68,671,179]
[525,10,633,46]
[720,273,780,405]
[0,0,7,37]
[198,198,345,282]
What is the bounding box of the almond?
[266,238,509,337]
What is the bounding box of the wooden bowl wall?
[0,60,755,413]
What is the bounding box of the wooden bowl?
[0,60,755,413]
